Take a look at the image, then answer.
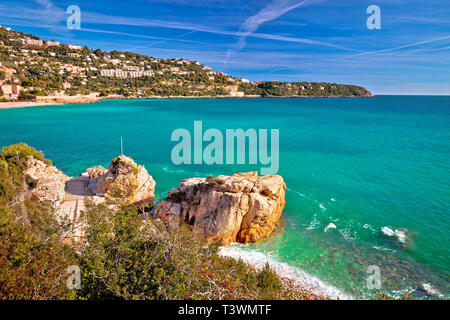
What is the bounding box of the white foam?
[324,223,336,232]
[162,166,185,173]
[373,245,395,252]
[286,188,308,200]
[418,283,443,298]
[394,229,407,243]
[339,228,356,240]
[381,226,408,243]
[381,226,395,237]
[307,214,320,230]
[219,244,352,300]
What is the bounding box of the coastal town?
[0,25,371,104]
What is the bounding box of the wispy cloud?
[225,0,326,62]
[35,0,52,9]
[1,0,355,54]
[345,35,450,59]
[82,10,357,53]
[33,0,65,26]
[124,30,196,52]
[0,0,67,35]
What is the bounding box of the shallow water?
[1,96,448,299]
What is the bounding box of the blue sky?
[0,0,449,94]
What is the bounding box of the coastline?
[0,94,374,110]
[219,245,352,300]
[0,101,65,109]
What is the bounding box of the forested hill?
[0,26,372,101]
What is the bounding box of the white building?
[45,40,60,46]
[99,69,155,78]
[68,44,82,50]
[24,38,43,46]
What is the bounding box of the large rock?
[24,156,69,204]
[83,165,107,179]
[96,155,155,206]
[22,154,155,245]
[155,172,286,245]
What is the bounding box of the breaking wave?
[219,244,352,300]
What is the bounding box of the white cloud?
[346,35,450,58]
[226,0,326,62]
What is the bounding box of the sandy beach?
[0,101,64,109]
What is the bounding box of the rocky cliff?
[96,155,156,207]
[24,156,69,205]
[23,154,156,243]
[23,155,285,246]
[155,172,286,245]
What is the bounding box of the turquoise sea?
[0,96,449,299]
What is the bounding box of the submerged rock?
[381,226,409,245]
[417,283,443,297]
[324,223,336,232]
[155,171,286,245]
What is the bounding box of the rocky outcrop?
[21,154,156,244]
[417,283,443,297]
[155,172,286,245]
[72,166,107,196]
[96,155,155,206]
[24,156,69,204]
[83,166,107,179]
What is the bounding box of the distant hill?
[0,26,372,101]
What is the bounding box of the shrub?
[0,198,77,299]
[1,143,52,166]
[76,198,296,300]
[206,176,224,185]
[0,159,8,169]
[18,92,36,101]
[257,263,283,296]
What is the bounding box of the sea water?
[1,96,448,299]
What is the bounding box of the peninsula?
[0,26,372,106]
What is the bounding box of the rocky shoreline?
[25,154,286,246]
[18,151,333,299]
[156,172,286,245]
[218,246,350,300]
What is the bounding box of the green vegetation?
[0,26,372,100]
[239,81,371,97]
[206,176,225,185]
[77,199,296,299]
[1,142,51,165]
[0,143,307,300]
[0,144,75,299]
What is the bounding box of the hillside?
[0,26,372,102]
